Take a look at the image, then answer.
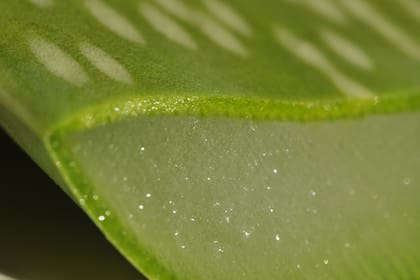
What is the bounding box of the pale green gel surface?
[63,112,420,280]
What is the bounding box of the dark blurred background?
[0,129,146,280]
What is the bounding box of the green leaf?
[1,0,420,279]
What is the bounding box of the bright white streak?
[154,0,248,56]
[202,0,252,36]
[321,28,374,70]
[195,13,248,57]
[85,0,145,45]
[140,3,197,49]
[80,42,133,84]
[398,0,420,25]
[28,0,54,8]
[274,27,373,99]
[289,0,348,25]
[340,0,420,61]
[29,35,89,86]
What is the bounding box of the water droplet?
[273,169,278,174]
[140,146,145,152]
[217,248,224,253]
[180,245,186,249]
[79,198,85,205]
[243,231,251,238]
[266,186,272,190]
[323,259,329,265]
[174,231,179,236]
[269,208,274,213]
[92,194,99,200]
[207,177,212,181]
[403,177,412,185]
[138,204,144,210]
[105,210,111,216]
[172,210,177,214]
[98,215,105,221]
[225,216,231,223]
[275,234,281,241]
[296,264,301,269]
[190,216,196,222]
[146,193,152,198]
[310,190,317,196]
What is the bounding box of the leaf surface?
[1,0,420,279]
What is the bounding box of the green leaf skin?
[1,0,420,279]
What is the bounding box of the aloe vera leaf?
[1,0,420,279]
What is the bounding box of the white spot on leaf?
[140,3,197,49]
[28,0,54,8]
[195,13,248,57]
[290,0,348,25]
[28,35,89,86]
[202,0,252,36]
[155,0,193,23]
[340,0,420,61]
[274,27,373,99]
[80,42,133,84]
[320,28,374,71]
[154,0,247,56]
[399,0,420,25]
[85,0,145,45]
